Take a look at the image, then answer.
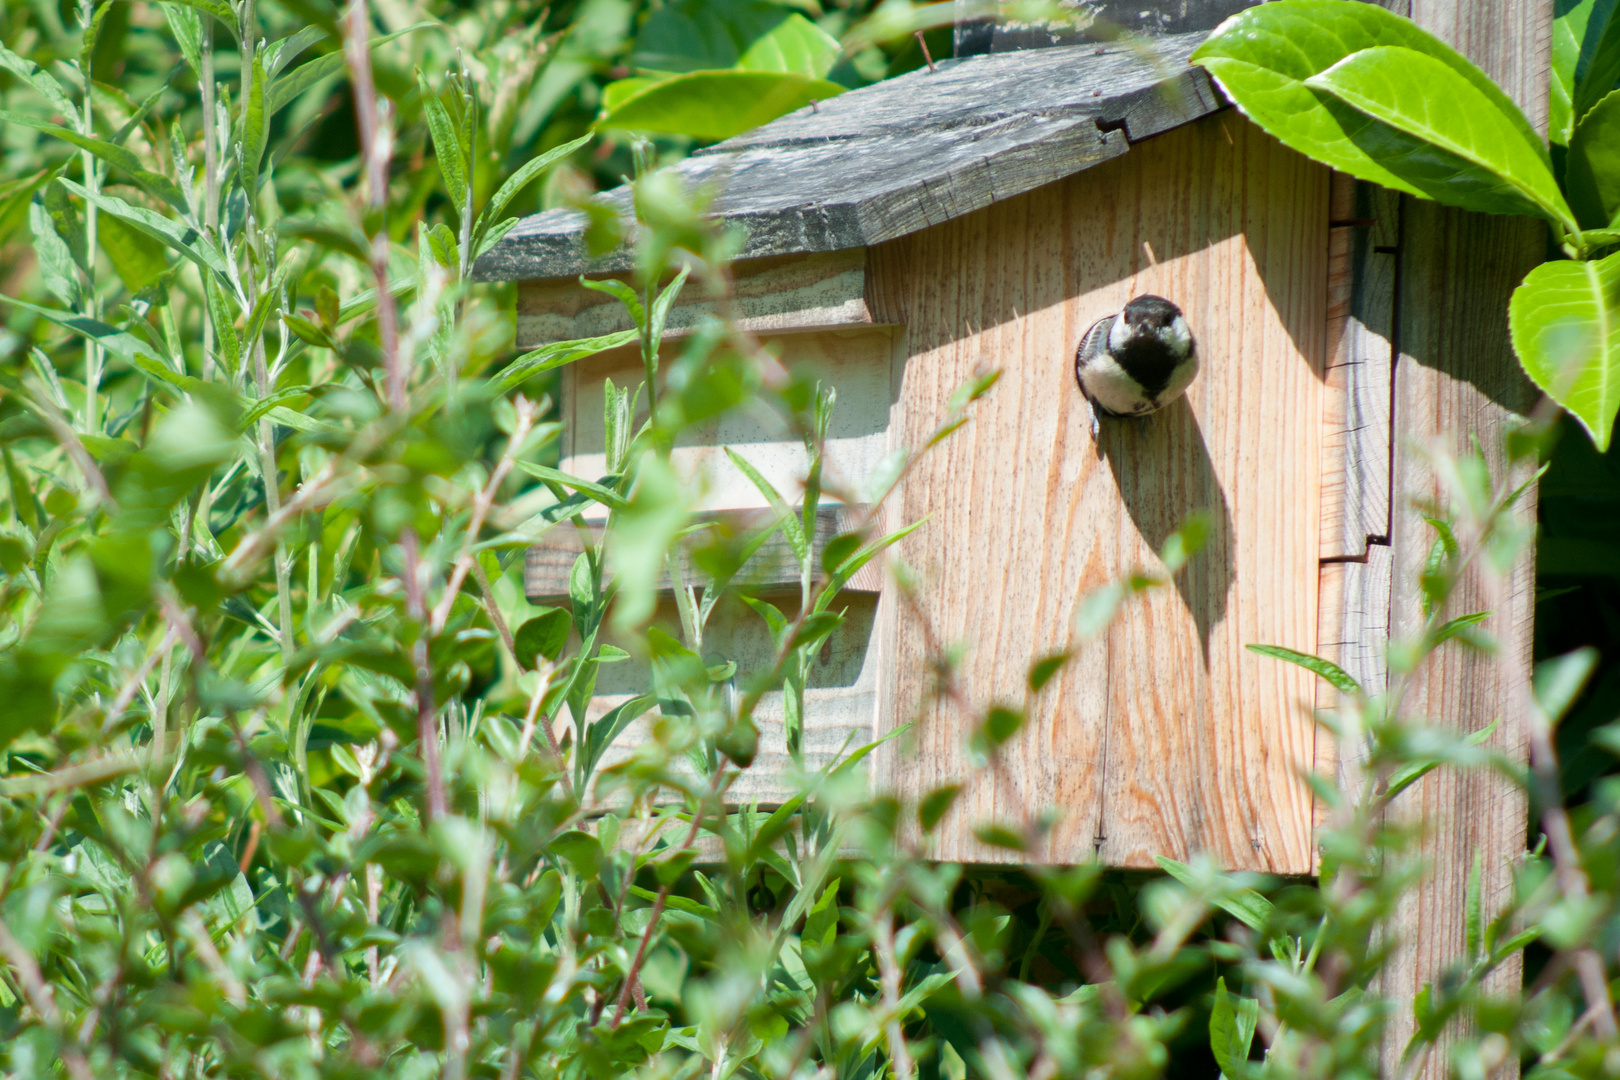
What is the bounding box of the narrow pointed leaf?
[2,111,189,213]
[1246,643,1361,695]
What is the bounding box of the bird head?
[1107,294,1192,359]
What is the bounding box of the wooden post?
[1376,1,1550,1074]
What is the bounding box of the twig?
[609,769,730,1028]
[873,912,917,1080]
[402,529,446,822]
[430,397,536,633]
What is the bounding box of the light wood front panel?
[867,113,1328,872]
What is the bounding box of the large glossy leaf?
[1509,250,1620,450]
[1568,89,1620,228]
[630,0,788,73]
[1305,47,1574,229]
[736,13,840,78]
[1579,2,1620,123]
[1192,2,1562,225]
[1551,0,1618,144]
[598,70,844,141]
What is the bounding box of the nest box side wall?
[866,111,1329,873]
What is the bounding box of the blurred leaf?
[1210,977,1259,1078]
[598,71,845,141]
[514,608,573,668]
[631,0,790,73]
[737,14,841,77]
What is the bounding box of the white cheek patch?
[1163,314,1192,354]
[1107,314,1131,352]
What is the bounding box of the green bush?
[1,2,1619,1079]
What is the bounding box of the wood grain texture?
[1379,203,1543,1080]
[472,36,1220,281]
[1377,2,1549,1074]
[515,250,871,347]
[559,329,897,513]
[866,113,1328,872]
[1321,173,1397,559]
[524,505,881,605]
[577,593,883,810]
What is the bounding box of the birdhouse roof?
[471,31,1219,282]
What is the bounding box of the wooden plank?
[1314,547,1393,847]
[515,250,872,348]
[472,36,1220,281]
[1320,173,1397,559]
[1378,2,1549,1075]
[559,328,897,514]
[525,505,880,605]
[866,112,1327,872]
[572,593,883,810]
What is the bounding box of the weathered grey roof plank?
[472,31,1221,282]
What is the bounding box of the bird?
[1074,294,1198,438]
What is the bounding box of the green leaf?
[597,71,845,141]
[242,55,269,198]
[1247,643,1361,695]
[60,179,234,287]
[1191,2,1564,226]
[99,213,169,291]
[1534,647,1599,725]
[266,24,433,118]
[1579,1,1620,123]
[736,13,841,78]
[548,829,603,877]
[1027,651,1071,693]
[420,75,469,217]
[161,0,238,39]
[1210,977,1259,1078]
[514,608,573,668]
[1509,251,1620,450]
[30,196,83,310]
[471,134,591,252]
[492,330,638,394]
[1551,0,1618,144]
[1568,89,1620,230]
[631,0,790,73]
[918,785,960,831]
[0,42,79,121]
[1155,856,1276,931]
[0,112,191,214]
[516,462,630,511]
[1303,47,1574,230]
[723,448,806,562]
[585,695,654,776]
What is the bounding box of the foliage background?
[3,1,1620,1078]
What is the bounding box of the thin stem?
[79,0,101,434]
[200,11,218,381]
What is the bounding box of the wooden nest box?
[475,30,1378,874]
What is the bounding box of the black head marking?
[1120,294,1182,331]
